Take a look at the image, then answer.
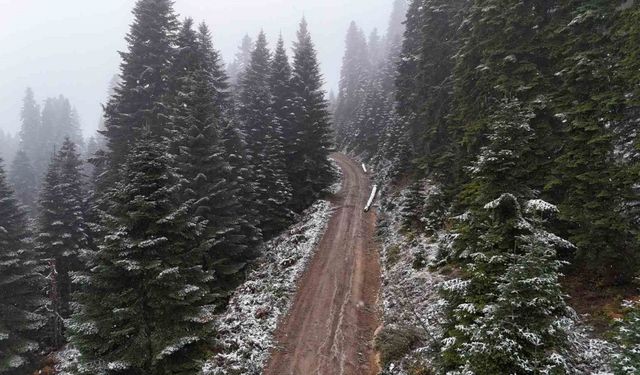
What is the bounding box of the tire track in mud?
[264,153,382,375]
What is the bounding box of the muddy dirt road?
[264,153,382,375]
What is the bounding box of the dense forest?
[333,0,640,373]
[1,0,640,374]
[1,0,333,373]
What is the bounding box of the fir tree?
[227,34,253,89]
[239,31,293,238]
[439,194,570,374]
[0,160,47,374]
[197,23,231,118]
[546,1,637,283]
[334,21,369,148]
[170,20,257,294]
[289,18,335,211]
[0,131,18,168]
[270,35,298,185]
[17,88,44,180]
[8,150,38,215]
[400,181,424,232]
[102,0,178,173]
[613,299,640,374]
[219,122,263,262]
[35,138,88,347]
[69,137,215,375]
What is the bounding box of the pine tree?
[8,150,38,215]
[437,94,572,372]
[17,88,44,180]
[219,122,263,262]
[270,35,297,182]
[40,96,85,163]
[227,34,253,89]
[400,181,424,232]
[69,137,215,375]
[0,131,18,168]
[102,0,178,174]
[289,18,335,211]
[334,21,369,148]
[239,31,293,238]
[197,23,231,118]
[35,138,88,347]
[613,299,640,374]
[170,19,258,293]
[0,160,47,374]
[546,1,637,283]
[613,2,640,229]
[439,194,570,374]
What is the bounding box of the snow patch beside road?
[202,199,334,374]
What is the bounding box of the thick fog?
[0,0,393,137]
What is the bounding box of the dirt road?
[264,153,382,375]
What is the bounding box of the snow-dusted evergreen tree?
[169,19,258,292]
[333,21,369,147]
[289,18,335,211]
[270,35,298,187]
[219,122,263,261]
[0,131,18,167]
[101,0,178,175]
[197,23,231,118]
[69,137,215,375]
[613,299,640,374]
[227,34,253,90]
[8,150,38,215]
[41,96,85,153]
[331,0,408,172]
[439,194,570,374]
[438,99,572,373]
[35,138,88,347]
[0,160,47,375]
[546,1,638,283]
[17,88,45,181]
[239,31,293,238]
[614,3,640,229]
[400,181,424,232]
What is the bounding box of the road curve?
[264,153,382,375]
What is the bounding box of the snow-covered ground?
[202,199,333,374]
[376,187,447,374]
[55,162,342,375]
[58,199,335,375]
[375,182,617,374]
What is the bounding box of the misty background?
[0,0,393,137]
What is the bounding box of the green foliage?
[8,150,38,215]
[239,31,293,238]
[288,18,335,211]
[612,299,640,374]
[0,161,47,374]
[36,138,88,348]
[169,19,261,293]
[439,194,570,374]
[102,0,178,173]
[70,138,215,375]
[546,1,638,283]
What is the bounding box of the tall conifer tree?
[70,138,215,375]
[0,161,46,374]
[101,0,178,175]
[289,18,335,211]
[9,150,38,215]
[35,138,88,347]
[239,31,293,237]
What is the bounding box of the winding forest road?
[264,153,382,375]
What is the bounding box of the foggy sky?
[0,0,394,138]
